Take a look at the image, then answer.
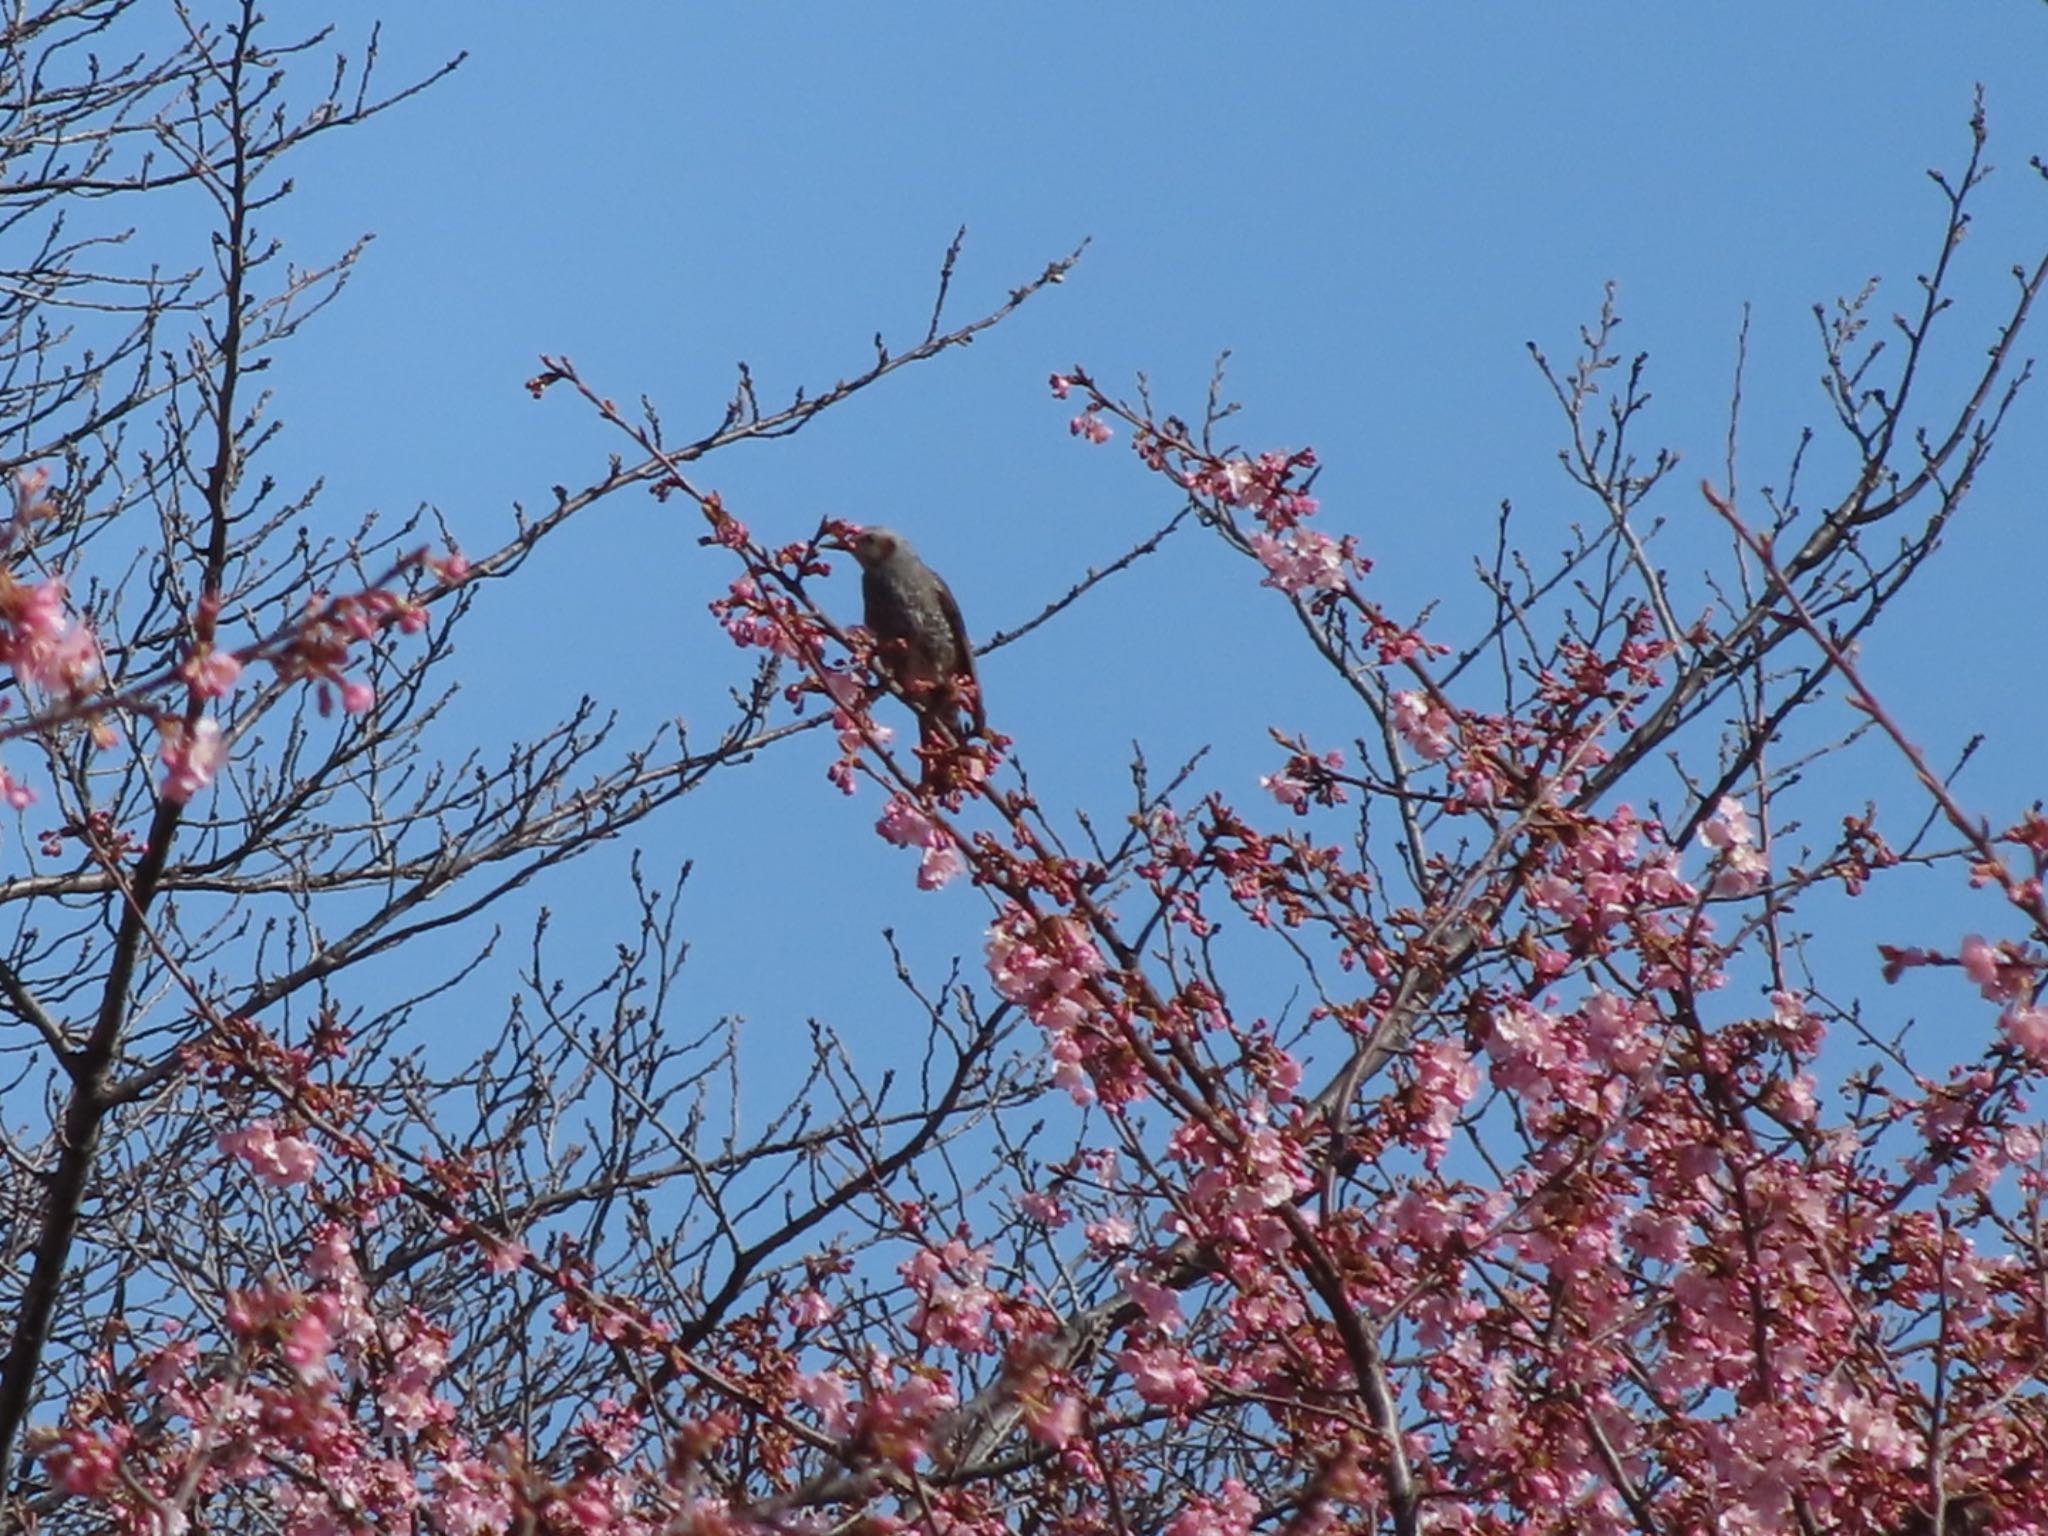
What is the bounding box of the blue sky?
[230,8,2048,1085]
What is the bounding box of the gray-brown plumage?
[850,527,983,785]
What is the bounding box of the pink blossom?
[1250,527,1345,594]
[1958,933,2028,1001]
[857,1368,958,1468]
[1408,1039,1478,1169]
[1196,451,1315,515]
[787,1288,834,1328]
[481,1235,530,1274]
[1218,460,1265,507]
[1700,796,1754,851]
[2002,1004,2048,1061]
[184,644,244,698]
[1580,989,1656,1074]
[1048,1027,1095,1104]
[903,1239,996,1352]
[42,1426,123,1496]
[1768,990,1816,1043]
[1390,1187,1459,1251]
[1049,374,1074,399]
[1960,933,2000,986]
[714,576,805,658]
[795,1370,853,1435]
[282,1305,334,1383]
[576,1398,641,1463]
[0,766,32,809]
[1163,1482,1260,1536]
[158,716,227,803]
[876,795,965,889]
[1484,998,1567,1097]
[1391,690,1454,761]
[1119,1342,1208,1410]
[1085,1216,1134,1252]
[1702,797,1771,893]
[1016,1189,1070,1226]
[1260,771,1309,812]
[1818,1382,1918,1467]
[144,1335,199,1395]
[547,1476,630,1533]
[1122,1270,1185,1334]
[1625,1207,1690,1265]
[1070,412,1113,444]
[876,797,938,848]
[1021,1389,1084,1449]
[822,666,864,710]
[379,1316,454,1431]
[1232,1101,1309,1209]
[985,909,1105,1021]
[10,466,51,522]
[1768,1071,1819,1124]
[217,1119,318,1187]
[1711,841,1769,897]
[917,843,965,890]
[306,1220,359,1282]
[0,575,102,697]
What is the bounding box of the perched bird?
[849,526,984,786]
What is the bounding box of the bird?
[848,526,984,787]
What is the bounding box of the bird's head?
[849,526,906,571]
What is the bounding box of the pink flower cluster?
[714,574,806,659]
[901,1238,998,1352]
[1392,689,1455,761]
[876,794,966,889]
[1164,1095,1311,1257]
[1402,1038,1480,1170]
[986,907,1113,1103]
[0,572,101,698]
[159,716,229,804]
[1251,525,1347,594]
[1070,411,1113,445]
[1702,795,1769,896]
[1481,990,1659,1121]
[216,1118,319,1186]
[1259,744,1347,815]
[182,643,244,699]
[265,550,457,722]
[1187,448,1322,522]
[1524,805,1695,957]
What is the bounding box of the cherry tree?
[5,7,2048,1536]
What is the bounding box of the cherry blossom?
[216,1119,319,1187]
[0,573,101,697]
[1250,526,1348,594]
[158,716,228,803]
[1391,688,1455,760]
[1702,795,1770,896]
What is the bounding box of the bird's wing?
[860,568,892,640]
[935,574,984,733]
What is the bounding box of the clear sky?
[222,8,2048,1083]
